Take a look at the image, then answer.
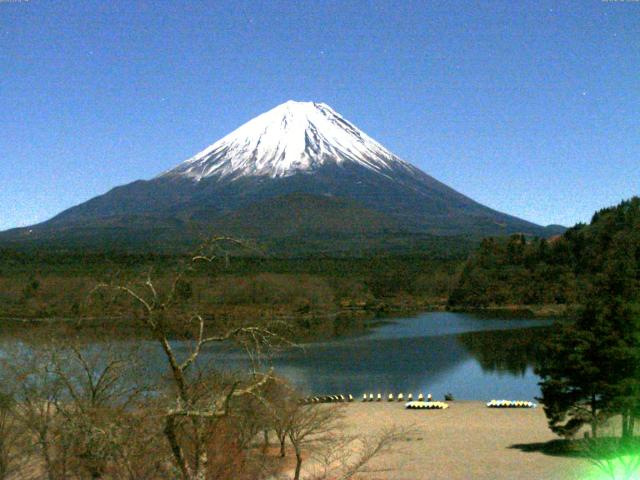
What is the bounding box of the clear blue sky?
[1,0,638,231]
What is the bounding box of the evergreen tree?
[536,318,610,438]
[536,200,640,439]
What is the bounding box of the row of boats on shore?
[486,399,537,408]
[302,392,436,403]
[301,394,537,409]
[361,392,434,402]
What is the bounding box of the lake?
[0,312,553,401]
[187,311,553,401]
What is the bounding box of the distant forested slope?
[448,197,640,307]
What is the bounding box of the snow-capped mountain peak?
[162,100,411,181]
[7,101,555,244]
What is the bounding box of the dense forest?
[449,197,640,309]
[0,248,464,322]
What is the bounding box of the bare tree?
[0,391,25,479]
[308,426,412,480]
[232,392,271,452]
[92,237,289,480]
[0,336,166,480]
[0,236,407,480]
[1,345,65,480]
[260,377,299,458]
[49,341,147,480]
[286,403,344,480]
[282,400,410,480]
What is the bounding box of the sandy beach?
[305,401,592,480]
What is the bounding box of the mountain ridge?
[0,101,565,253]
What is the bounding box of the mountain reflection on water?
[196,312,552,400]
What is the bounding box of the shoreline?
[0,306,558,346]
[447,304,569,318]
[0,301,564,325]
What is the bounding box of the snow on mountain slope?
[161,100,415,181]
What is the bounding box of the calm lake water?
[1,312,552,401]
[191,311,553,401]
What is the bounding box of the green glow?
[583,453,640,480]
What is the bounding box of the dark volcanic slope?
[36,161,550,236]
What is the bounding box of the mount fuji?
[161,101,417,181]
[1,101,563,253]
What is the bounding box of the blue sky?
[1,0,638,231]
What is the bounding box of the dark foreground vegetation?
[0,244,411,480]
[0,340,406,480]
[530,198,640,479]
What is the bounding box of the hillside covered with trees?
[449,197,640,309]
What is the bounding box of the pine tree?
[537,203,640,439]
[536,318,610,438]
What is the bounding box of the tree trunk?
[622,411,630,439]
[164,416,194,480]
[279,435,286,458]
[625,411,635,438]
[194,418,208,480]
[193,420,207,479]
[591,394,598,438]
[263,430,270,448]
[195,449,208,480]
[40,436,55,480]
[0,439,8,480]
[294,449,302,480]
